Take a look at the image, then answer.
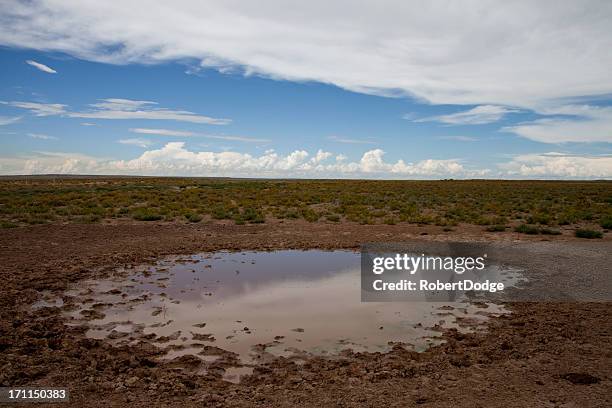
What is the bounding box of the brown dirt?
[0,221,610,407]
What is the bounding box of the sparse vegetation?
[575,229,603,239]
[514,224,540,235]
[184,213,203,223]
[0,177,610,229]
[514,224,563,235]
[132,208,163,221]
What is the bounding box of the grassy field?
[0,177,610,234]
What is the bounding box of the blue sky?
[0,1,611,178]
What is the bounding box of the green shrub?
[282,208,300,219]
[234,207,265,224]
[76,214,101,223]
[301,208,320,222]
[383,217,397,225]
[527,214,552,225]
[132,208,163,221]
[539,228,561,235]
[575,229,603,239]
[326,214,340,222]
[600,216,612,229]
[184,213,203,223]
[486,225,507,232]
[211,206,232,220]
[514,224,539,235]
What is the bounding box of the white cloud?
[0,151,101,175]
[25,59,57,74]
[415,105,517,125]
[130,128,195,137]
[4,98,230,124]
[436,136,477,142]
[2,1,610,108]
[130,127,270,143]
[118,138,153,148]
[204,134,270,143]
[504,105,612,143]
[80,122,97,126]
[0,142,483,178]
[499,152,612,178]
[68,99,230,124]
[3,101,67,116]
[328,135,376,145]
[0,115,21,125]
[28,133,57,140]
[3,144,609,179]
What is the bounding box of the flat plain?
[1,177,610,407]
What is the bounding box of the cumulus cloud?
[499,152,612,178]
[118,138,153,148]
[1,1,610,108]
[130,128,270,143]
[2,143,609,178]
[0,142,483,178]
[504,105,612,143]
[415,105,517,125]
[25,59,57,73]
[0,151,101,175]
[4,98,229,124]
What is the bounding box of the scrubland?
[1,177,610,237]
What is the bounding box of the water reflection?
[59,250,514,375]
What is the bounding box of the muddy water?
[53,250,521,382]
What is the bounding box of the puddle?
[222,366,255,384]
[32,293,64,309]
[46,250,522,382]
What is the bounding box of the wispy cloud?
[503,105,612,143]
[436,136,477,142]
[118,138,153,148]
[80,122,97,126]
[69,99,231,124]
[0,115,21,125]
[414,105,517,125]
[25,59,57,74]
[28,133,57,140]
[203,135,270,143]
[130,128,270,143]
[328,135,376,145]
[2,101,67,116]
[5,98,230,124]
[130,128,195,137]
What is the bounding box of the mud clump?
[561,373,601,385]
[79,309,105,320]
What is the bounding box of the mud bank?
[1,222,610,407]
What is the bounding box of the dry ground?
[0,221,610,407]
